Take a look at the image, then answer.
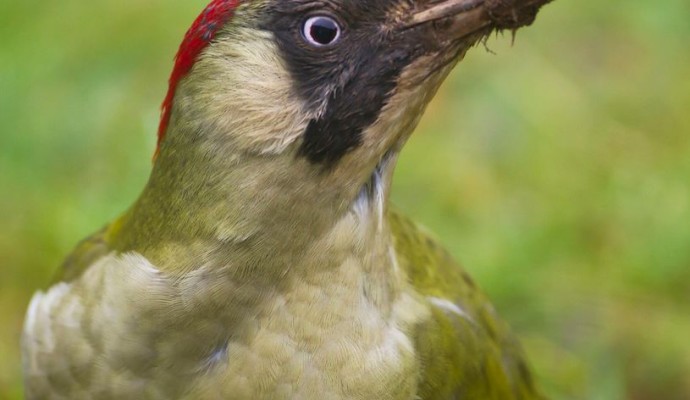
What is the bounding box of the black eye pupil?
[304,16,340,46]
[311,19,337,44]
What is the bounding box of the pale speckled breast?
[189,262,429,400]
[23,250,432,400]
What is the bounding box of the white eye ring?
[302,15,341,47]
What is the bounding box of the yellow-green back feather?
[389,209,542,399]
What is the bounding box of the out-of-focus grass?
[1,0,688,398]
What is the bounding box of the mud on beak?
[403,0,553,42]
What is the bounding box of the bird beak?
[404,0,551,42]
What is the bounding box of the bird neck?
[111,123,403,311]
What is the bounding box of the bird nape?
[22,0,554,399]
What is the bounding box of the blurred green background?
[1,0,689,398]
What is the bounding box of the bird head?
[123,0,544,260]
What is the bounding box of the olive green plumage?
[390,211,541,399]
[40,209,542,399]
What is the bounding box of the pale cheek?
[188,29,313,156]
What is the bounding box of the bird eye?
[302,16,341,47]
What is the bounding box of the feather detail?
[156,0,242,157]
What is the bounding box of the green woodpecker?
[23,0,551,398]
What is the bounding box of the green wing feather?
[50,217,124,284]
[389,210,543,400]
